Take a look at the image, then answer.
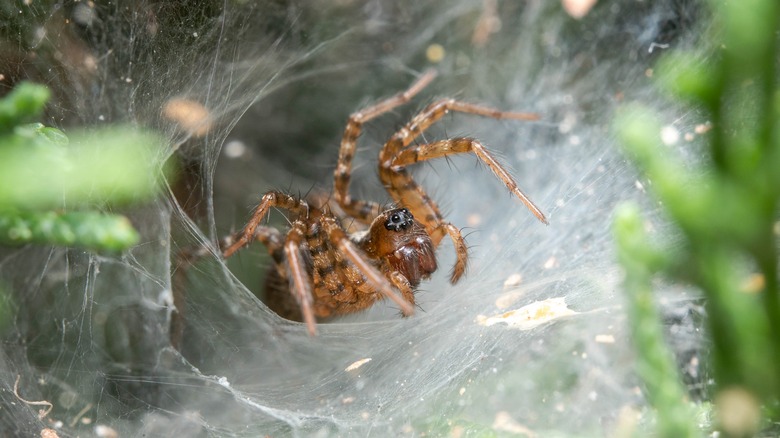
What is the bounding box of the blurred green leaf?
[0,82,50,133]
[655,53,719,104]
[614,204,698,438]
[0,81,172,252]
[718,0,778,70]
[33,124,69,146]
[0,127,169,210]
[0,210,139,252]
[615,0,780,434]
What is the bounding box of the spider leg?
[320,217,415,316]
[379,99,540,160]
[391,138,547,224]
[378,98,545,228]
[333,70,437,223]
[220,225,284,262]
[284,220,318,336]
[434,223,470,283]
[389,271,416,312]
[222,191,310,258]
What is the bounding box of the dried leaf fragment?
[345,358,372,372]
[477,297,577,330]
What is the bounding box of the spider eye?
[384,208,413,231]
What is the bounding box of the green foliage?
[0,124,166,210]
[614,204,699,438]
[0,82,170,252]
[0,82,50,132]
[0,211,140,252]
[615,0,780,436]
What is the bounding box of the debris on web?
[477,297,578,330]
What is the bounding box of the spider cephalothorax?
[360,208,437,288]
[211,70,546,335]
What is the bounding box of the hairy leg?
[222,191,310,258]
[391,138,547,224]
[333,70,437,223]
[378,99,544,233]
[284,220,318,336]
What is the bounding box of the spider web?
[0,1,709,436]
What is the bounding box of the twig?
[13,375,53,420]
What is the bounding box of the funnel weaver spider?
[219,70,546,335]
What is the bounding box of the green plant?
[0,82,169,252]
[615,0,780,436]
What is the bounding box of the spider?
[218,70,547,335]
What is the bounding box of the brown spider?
[219,70,547,335]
